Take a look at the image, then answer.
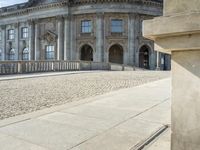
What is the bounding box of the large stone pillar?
[143,0,200,149]
[128,13,136,66]
[34,21,40,60]
[64,15,70,60]
[1,25,6,60]
[95,13,104,62]
[28,20,34,60]
[57,16,64,60]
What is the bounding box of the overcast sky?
[0,0,28,8]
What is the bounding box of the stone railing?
[0,61,110,75]
[0,60,145,75]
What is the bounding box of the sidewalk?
[0,78,171,150]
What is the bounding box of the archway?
[80,44,93,61]
[139,45,150,69]
[109,44,123,64]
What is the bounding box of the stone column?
[57,16,64,60]
[156,51,160,70]
[134,15,140,67]
[64,15,70,60]
[34,21,39,60]
[70,15,76,60]
[128,13,135,66]
[28,20,34,60]
[95,13,104,62]
[15,23,19,60]
[1,25,6,60]
[143,0,200,149]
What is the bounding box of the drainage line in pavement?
[131,125,169,150]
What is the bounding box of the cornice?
[0,0,162,18]
[0,1,69,18]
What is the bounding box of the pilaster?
[34,19,40,60]
[57,16,64,60]
[70,15,76,60]
[64,15,70,60]
[95,13,104,62]
[14,23,19,60]
[28,20,34,60]
[1,25,6,60]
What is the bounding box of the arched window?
[80,44,93,61]
[22,48,29,60]
[9,48,15,60]
[109,44,124,64]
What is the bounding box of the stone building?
[0,0,170,70]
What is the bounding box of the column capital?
[0,25,6,30]
[56,15,64,21]
[129,13,140,19]
[14,22,19,28]
[63,14,70,20]
[28,19,34,26]
[96,12,104,18]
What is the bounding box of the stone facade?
[0,0,170,70]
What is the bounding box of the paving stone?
[0,71,170,120]
[0,119,98,150]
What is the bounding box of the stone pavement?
[0,71,169,120]
[0,78,171,150]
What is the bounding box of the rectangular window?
[45,45,55,60]
[0,31,2,41]
[8,29,15,40]
[111,19,123,33]
[21,27,28,38]
[81,20,92,33]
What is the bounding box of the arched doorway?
[109,44,123,64]
[139,45,150,69]
[80,44,93,61]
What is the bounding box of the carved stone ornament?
[43,30,57,43]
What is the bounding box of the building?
[0,0,170,70]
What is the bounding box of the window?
[8,29,15,40]
[0,31,2,41]
[21,27,28,39]
[9,48,15,60]
[111,19,123,33]
[81,20,92,33]
[45,45,55,60]
[22,48,29,60]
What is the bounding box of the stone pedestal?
[143,0,200,150]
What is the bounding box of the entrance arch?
[109,44,123,64]
[139,45,150,69]
[80,44,93,61]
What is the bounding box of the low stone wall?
[0,61,143,75]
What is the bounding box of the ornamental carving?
[42,30,57,43]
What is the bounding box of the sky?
[0,0,28,8]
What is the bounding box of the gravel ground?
[0,71,170,120]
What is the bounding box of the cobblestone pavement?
[0,71,170,120]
